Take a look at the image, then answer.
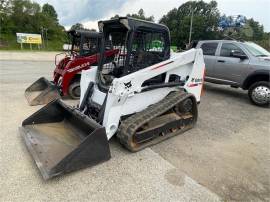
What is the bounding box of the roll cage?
[67,30,102,56]
[97,17,171,92]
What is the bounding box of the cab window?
[131,30,166,70]
[201,42,218,56]
[220,43,245,57]
[81,37,99,56]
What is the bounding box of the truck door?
[200,42,219,77]
[214,42,250,85]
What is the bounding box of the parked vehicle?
[196,40,270,106]
[25,30,118,106]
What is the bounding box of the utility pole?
[44,28,48,49]
[40,27,44,49]
[188,6,194,46]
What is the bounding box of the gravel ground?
[0,52,269,201]
[0,59,220,202]
[0,51,60,61]
[152,83,270,201]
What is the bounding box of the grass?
[0,33,64,51]
[170,46,178,52]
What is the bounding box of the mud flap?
[19,100,111,180]
[25,77,61,106]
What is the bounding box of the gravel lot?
[0,52,269,201]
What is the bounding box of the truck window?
[201,43,218,56]
[220,43,245,57]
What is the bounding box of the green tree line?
[159,0,269,50]
[0,0,66,50]
[111,8,154,22]
[0,0,269,51]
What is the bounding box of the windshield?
[243,42,270,57]
[80,37,100,56]
[70,34,100,56]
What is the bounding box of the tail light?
[200,67,206,97]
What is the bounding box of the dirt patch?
[165,168,186,187]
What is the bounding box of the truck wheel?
[68,81,80,99]
[248,81,270,106]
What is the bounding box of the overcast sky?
[35,0,270,32]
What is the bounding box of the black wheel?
[174,98,193,114]
[68,81,81,99]
[248,81,270,107]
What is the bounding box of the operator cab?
[97,17,171,92]
[67,30,102,57]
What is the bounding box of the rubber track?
[117,90,197,152]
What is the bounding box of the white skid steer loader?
[19,17,205,180]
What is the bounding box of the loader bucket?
[19,100,111,180]
[25,77,61,106]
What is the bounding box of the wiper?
[256,54,269,57]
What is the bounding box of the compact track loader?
[20,17,205,180]
[25,30,118,106]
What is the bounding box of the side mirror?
[231,51,247,60]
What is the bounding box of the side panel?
[91,85,106,105]
[103,87,178,139]
[79,67,98,106]
[184,49,205,101]
[102,49,205,139]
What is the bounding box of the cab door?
[214,42,250,85]
[199,42,219,78]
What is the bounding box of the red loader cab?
[25,29,118,105]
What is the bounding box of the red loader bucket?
[25,77,61,106]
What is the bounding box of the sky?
[35,0,270,32]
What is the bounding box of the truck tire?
[248,81,270,107]
[68,81,80,99]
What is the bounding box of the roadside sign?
[16,33,42,44]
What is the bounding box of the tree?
[9,0,42,33]
[70,23,84,30]
[70,23,95,31]
[111,9,154,22]
[127,9,154,21]
[245,18,264,40]
[69,23,96,31]
[110,14,119,19]
[0,0,66,49]
[160,0,220,48]
[220,15,265,41]
[42,3,58,22]
[0,0,13,34]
